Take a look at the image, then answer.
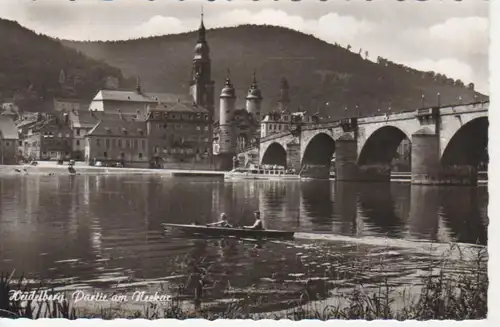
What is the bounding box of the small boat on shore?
[162,223,295,240]
[224,167,300,180]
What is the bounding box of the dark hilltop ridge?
[1,18,486,118]
[0,18,134,111]
[62,25,487,119]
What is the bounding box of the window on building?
[76,129,80,136]
[139,153,143,159]
[141,140,146,149]
[133,140,138,149]
[112,139,116,147]
[5,142,9,146]
[204,126,209,131]
[105,139,110,148]
[196,125,201,131]
[104,152,108,158]
[126,140,130,148]
[163,124,167,129]
[120,152,125,159]
[118,139,122,147]
[96,139,101,147]
[18,141,22,146]
[76,140,80,146]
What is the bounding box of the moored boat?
[162,223,295,240]
[224,166,300,180]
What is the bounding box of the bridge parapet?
[439,101,489,116]
[260,131,290,143]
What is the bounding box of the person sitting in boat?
[243,211,264,230]
[207,213,233,228]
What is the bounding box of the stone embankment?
[0,162,225,178]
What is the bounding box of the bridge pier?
[286,143,301,172]
[335,139,358,181]
[411,131,477,185]
[213,153,236,171]
[335,139,391,182]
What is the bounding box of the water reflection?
[0,175,488,312]
[439,187,488,245]
[357,183,408,238]
[300,180,334,230]
[407,186,439,241]
[333,182,358,236]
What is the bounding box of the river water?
[0,175,488,313]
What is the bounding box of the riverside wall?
[0,163,225,178]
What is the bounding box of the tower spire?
[198,7,206,42]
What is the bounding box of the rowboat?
[162,223,295,240]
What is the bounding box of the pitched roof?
[151,101,208,113]
[68,110,102,128]
[87,113,147,137]
[16,119,38,129]
[92,90,192,104]
[0,116,19,139]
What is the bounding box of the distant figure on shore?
[243,211,263,230]
[207,213,232,228]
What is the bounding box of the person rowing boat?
[206,213,233,228]
[243,211,264,230]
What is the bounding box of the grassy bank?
[0,246,487,320]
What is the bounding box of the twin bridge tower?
[256,101,489,185]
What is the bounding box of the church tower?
[219,73,236,156]
[246,71,263,121]
[277,77,290,112]
[190,12,215,116]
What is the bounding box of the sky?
[0,0,490,94]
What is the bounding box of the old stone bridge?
[240,101,488,185]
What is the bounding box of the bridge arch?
[358,126,411,166]
[440,117,488,168]
[261,142,287,167]
[301,132,335,166]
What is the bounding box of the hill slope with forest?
[62,25,487,120]
[0,19,133,112]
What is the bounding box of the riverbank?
[0,245,487,320]
[0,162,225,178]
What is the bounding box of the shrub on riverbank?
[0,246,487,320]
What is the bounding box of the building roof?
[68,110,102,128]
[91,90,193,104]
[87,113,147,137]
[16,119,38,129]
[150,101,209,114]
[0,116,19,139]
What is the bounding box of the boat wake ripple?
[292,232,486,261]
